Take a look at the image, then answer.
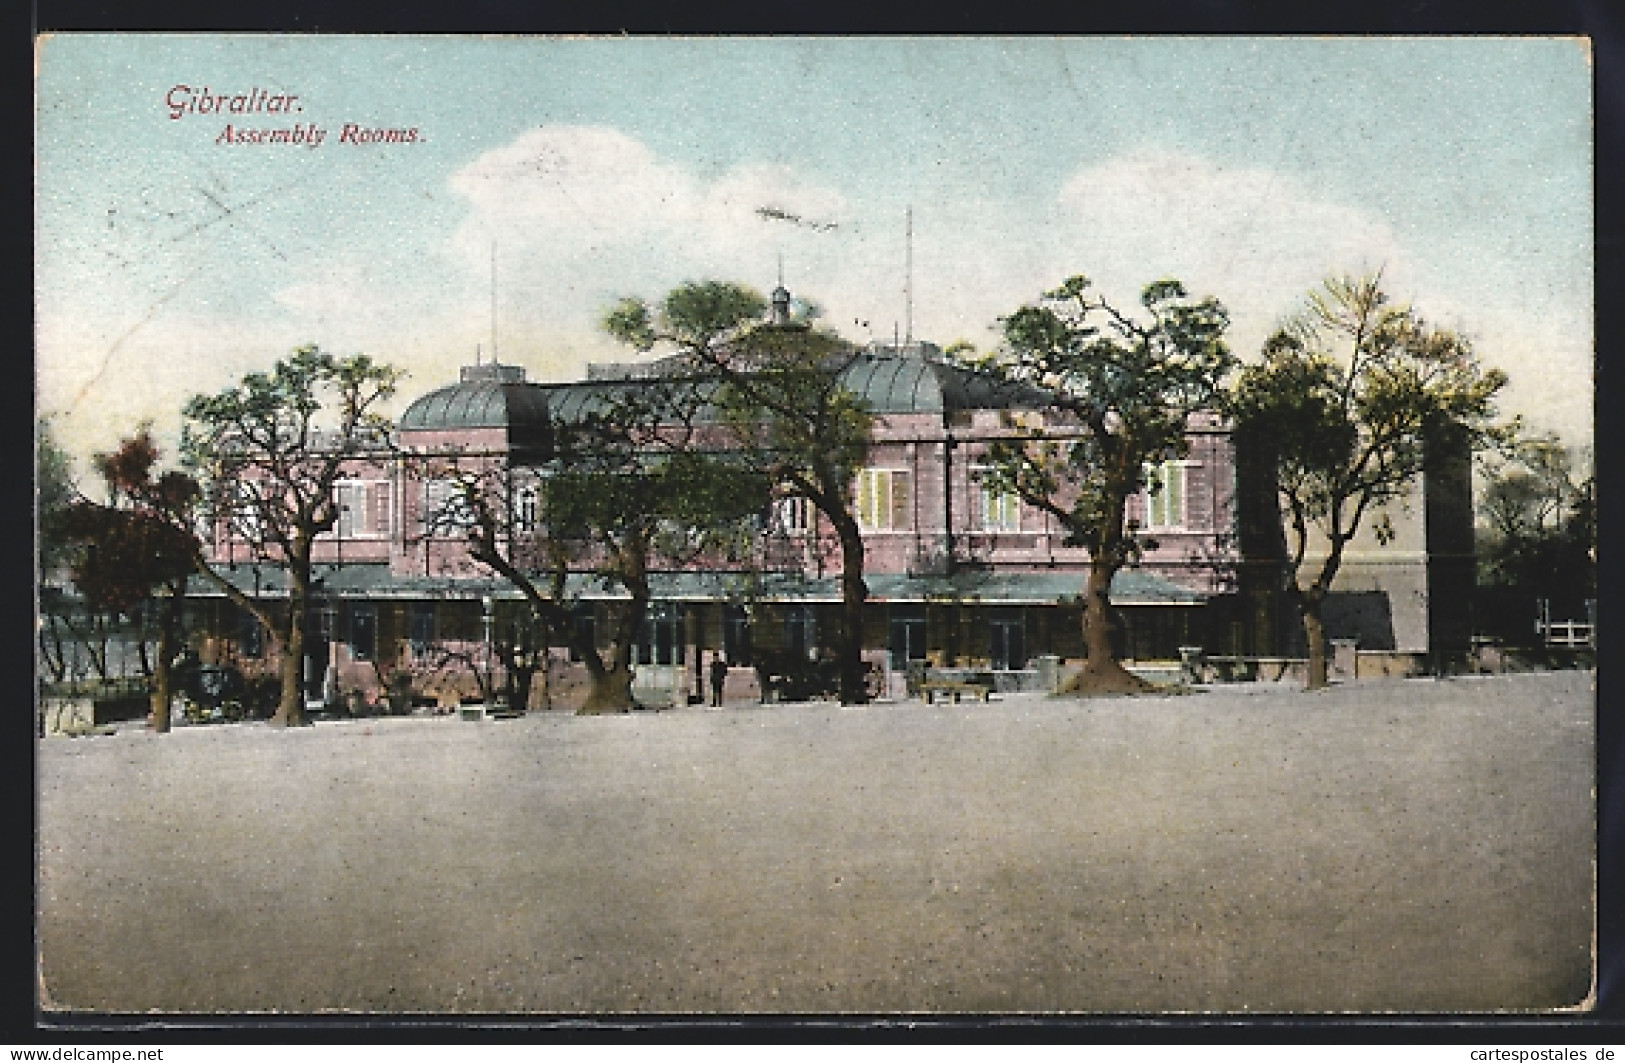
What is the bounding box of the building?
[187,304,1475,708]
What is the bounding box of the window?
[349,604,377,662]
[973,470,1021,532]
[989,618,1025,671]
[723,605,753,667]
[888,613,927,670]
[336,480,390,538]
[422,480,450,534]
[770,495,813,534]
[408,602,436,656]
[570,604,596,663]
[638,604,680,667]
[515,486,539,532]
[1143,460,1187,530]
[855,469,911,531]
[422,479,474,536]
[229,481,265,541]
[785,604,816,661]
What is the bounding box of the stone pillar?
[1330,638,1359,682]
[1035,654,1062,694]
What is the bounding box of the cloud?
[434,126,871,375]
[445,126,849,273]
[1051,148,1411,343]
[437,134,1433,372]
[39,131,1585,468]
[1044,149,1590,441]
[447,125,692,241]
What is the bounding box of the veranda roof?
[199,564,1208,607]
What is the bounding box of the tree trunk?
[580,661,636,714]
[578,594,645,714]
[510,664,534,714]
[39,615,67,683]
[1298,537,1345,691]
[834,513,870,705]
[578,625,637,714]
[273,623,305,725]
[135,611,153,678]
[1065,556,1154,695]
[1302,596,1329,690]
[539,650,552,712]
[149,659,172,733]
[61,612,112,681]
[149,579,185,733]
[272,553,311,727]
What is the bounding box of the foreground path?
[38,672,1595,1014]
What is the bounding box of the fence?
[1537,598,1596,649]
[1540,620,1594,649]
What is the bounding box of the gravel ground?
[37,671,1595,1015]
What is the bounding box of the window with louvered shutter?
[369,481,390,536]
[856,469,910,531]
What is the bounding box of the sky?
[35,35,1594,470]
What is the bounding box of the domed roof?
[398,363,552,432]
[837,349,1047,415]
[399,380,552,431]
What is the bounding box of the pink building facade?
[192,336,1275,710]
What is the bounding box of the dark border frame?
[22,0,1622,1041]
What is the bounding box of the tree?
[421,378,771,714]
[604,281,877,704]
[182,345,402,726]
[36,417,82,686]
[1476,434,1594,639]
[37,417,77,574]
[1480,434,1580,543]
[1229,273,1509,688]
[57,428,202,731]
[969,274,1235,693]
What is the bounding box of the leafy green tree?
[37,417,81,686]
[37,417,78,574]
[182,346,402,726]
[1480,434,1580,542]
[1229,273,1509,688]
[969,274,1235,693]
[1476,434,1594,639]
[604,281,877,705]
[57,428,201,731]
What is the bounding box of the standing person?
[708,653,729,708]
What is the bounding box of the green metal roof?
[398,349,1047,434]
[835,353,1046,415]
[398,379,553,432]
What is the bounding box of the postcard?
[34,34,1596,1018]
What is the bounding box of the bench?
[1204,656,1308,683]
[918,673,996,703]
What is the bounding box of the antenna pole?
[904,205,913,345]
[490,241,498,363]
